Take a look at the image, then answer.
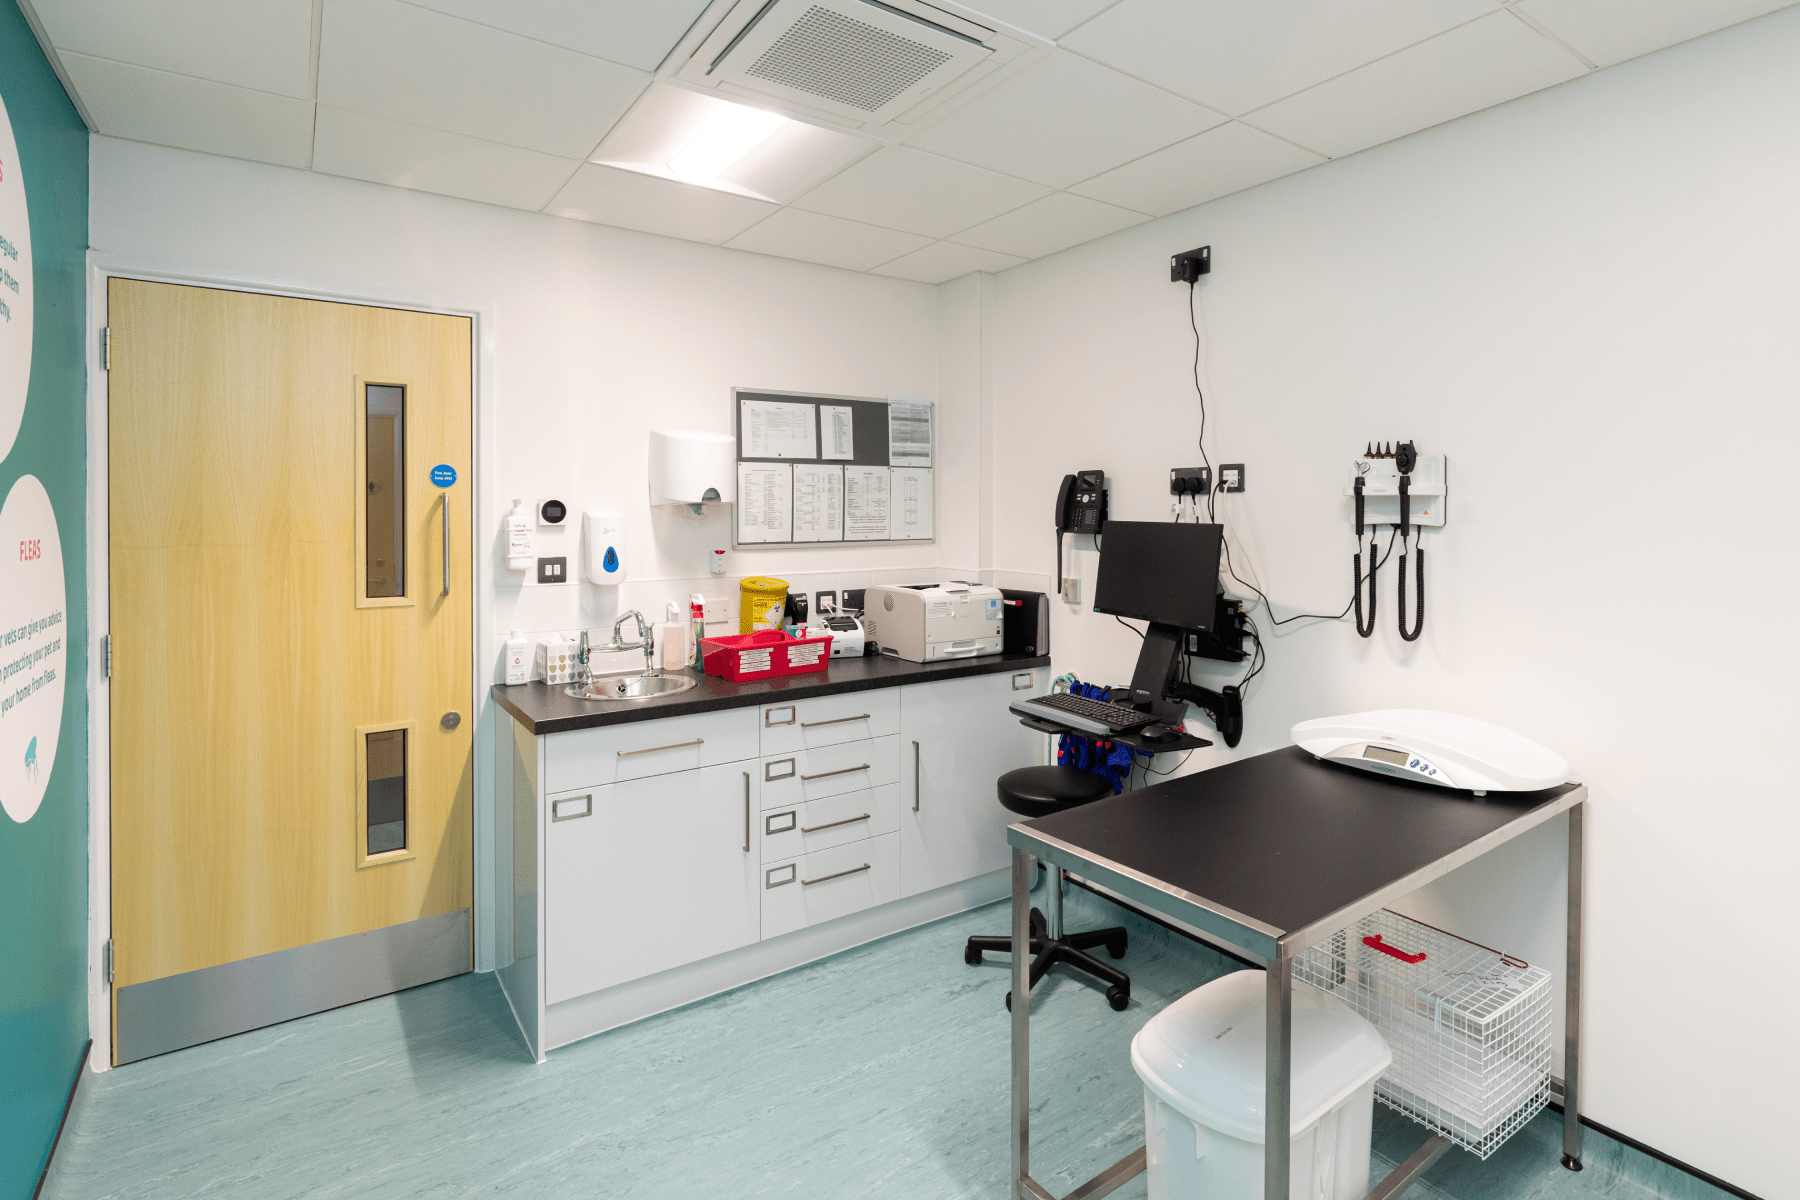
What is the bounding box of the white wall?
[987,10,1800,1195]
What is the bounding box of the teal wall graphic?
[0,0,89,1193]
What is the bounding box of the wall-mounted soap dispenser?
[649,429,735,515]
[584,509,625,584]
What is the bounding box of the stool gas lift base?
[1005,799,1586,1199]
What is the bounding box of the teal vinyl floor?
[55,888,1730,1199]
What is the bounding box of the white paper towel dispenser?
[650,429,735,512]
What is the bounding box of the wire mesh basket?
[1295,909,1552,1159]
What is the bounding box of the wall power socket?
[1220,464,1246,493]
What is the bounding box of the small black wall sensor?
[1170,245,1211,283]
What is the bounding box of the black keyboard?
[1015,691,1155,734]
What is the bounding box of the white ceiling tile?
[311,106,579,211]
[872,241,1027,284]
[1070,121,1323,216]
[402,0,711,71]
[592,84,878,204]
[904,50,1225,189]
[1246,12,1587,160]
[952,192,1149,259]
[726,209,932,271]
[953,0,1121,40]
[791,147,1048,239]
[31,0,314,98]
[317,0,649,159]
[1514,0,1797,67]
[546,164,777,244]
[59,53,315,168]
[1060,0,1500,116]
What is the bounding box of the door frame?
[84,253,500,1071]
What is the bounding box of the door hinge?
[102,939,114,985]
[100,326,109,370]
[102,634,111,679]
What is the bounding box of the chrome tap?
[612,609,657,676]
[578,630,591,689]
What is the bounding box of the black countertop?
[493,653,1053,735]
[1013,745,1581,949]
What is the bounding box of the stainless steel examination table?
[1004,744,1587,1200]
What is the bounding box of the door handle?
[618,738,704,757]
[800,813,870,834]
[441,492,451,598]
[801,713,870,728]
[803,863,871,886]
[799,763,868,781]
[913,740,920,812]
[743,772,751,853]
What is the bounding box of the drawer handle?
[803,863,871,886]
[800,763,869,781]
[551,795,592,822]
[800,812,870,834]
[801,713,870,728]
[618,737,704,758]
[765,706,796,727]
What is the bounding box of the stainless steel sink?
[565,674,698,701]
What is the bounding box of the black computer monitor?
[1092,521,1224,632]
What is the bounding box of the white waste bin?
[1131,970,1393,1200]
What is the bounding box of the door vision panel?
[108,280,473,1064]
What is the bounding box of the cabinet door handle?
[801,713,870,728]
[743,772,751,853]
[800,812,870,834]
[803,863,871,886]
[913,740,921,812]
[618,737,703,758]
[800,763,868,781]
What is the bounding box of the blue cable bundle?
[1054,678,1146,794]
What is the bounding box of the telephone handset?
[1055,470,1107,600]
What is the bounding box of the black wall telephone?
[1056,470,1107,534]
[1055,470,1107,600]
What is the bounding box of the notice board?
[732,388,934,548]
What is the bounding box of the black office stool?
[964,766,1131,1012]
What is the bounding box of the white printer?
[862,581,1005,663]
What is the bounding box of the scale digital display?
[1362,744,1411,766]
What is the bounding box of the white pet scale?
[1290,709,1569,795]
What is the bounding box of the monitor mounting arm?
[1122,622,1245,749]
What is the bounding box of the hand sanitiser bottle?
[689,593,706,668]
[504,630,530,684]
[505,499,534,571]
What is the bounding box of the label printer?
[862,581,1005,663]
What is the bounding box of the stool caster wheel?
[1561,1154,1583,1172]
[1106,986,1130,1012]
[965,945,983,966]
[1106,935,1128,959]
[1004,991,1012,1012]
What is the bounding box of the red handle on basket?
[1363,934,1426,964]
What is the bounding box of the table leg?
[1012,848,1033,1198]
[1562,801,1585,1171]
[1265,956,1293,1200]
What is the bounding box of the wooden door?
[107,279,473,1064]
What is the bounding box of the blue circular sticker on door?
[430,464,457,488]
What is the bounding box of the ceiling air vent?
[686,0,997,129]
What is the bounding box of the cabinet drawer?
[760,689,899,754]
[759,735,899,809]
[545,707,759,792]
[760,783,899,863]
[760,832,900,940]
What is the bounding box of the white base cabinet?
[545,763,758,1005]
[899,667,1045,898]
[515,662,1047,1053]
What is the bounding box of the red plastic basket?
[700,629,833,681]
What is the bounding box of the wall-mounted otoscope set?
[1350,441,1445,642]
